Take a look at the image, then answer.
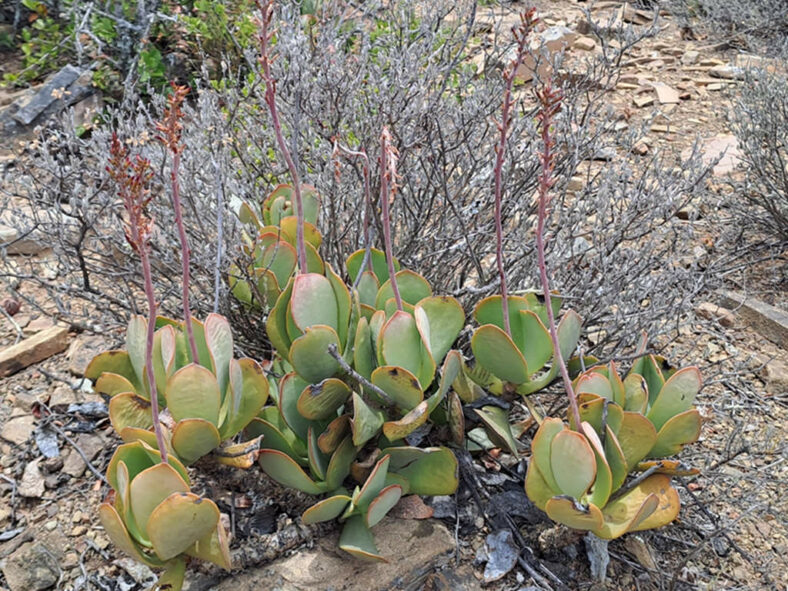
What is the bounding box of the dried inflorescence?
[107,133,154,256]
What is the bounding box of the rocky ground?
[0,1,786,590]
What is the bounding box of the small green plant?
[524,354,702,539]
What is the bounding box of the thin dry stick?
[534,85,583,432]
[332,139,373,283]
[156,83,199,363]
[108,134,168,463]
[379,127,403,311]
[494,10,539,337]
[257,0,308,272]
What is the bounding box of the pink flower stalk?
[534,85,583,432]
[108,134,168,464]
[493,9,539,338]
[256,0,308,273]
[379,127,403,311]
[156,83,200,364]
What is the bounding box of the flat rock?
[66,334,107,376]
[761,357,788,394]
[652,82,680,104]
[1,412,35,445]
[482,529,518,583]
[696,302,736,327]
[717,290,788,347]
[61,433,105,478]
[19,458,46,498]
[0,225,46,255]
[12,65,82,126]
[573,36,596,51]
[682,135,741,177]
[212,518,454,591]
[1,541,61,591]
[0,325,70,377]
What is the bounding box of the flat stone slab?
[717,290,788,348]
[0,325,70,377]
[213,518,454,591]
[12,65,81,126]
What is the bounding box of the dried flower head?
[156,83,190,154]
[107,133,154,254]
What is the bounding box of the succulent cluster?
[99,441,231,581]
[237,183,464,560]
[87,5,706,587]
[86,314,269,466]
[524,355,702,539]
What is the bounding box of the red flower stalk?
[256,0,308,274]
[379,127,403,311]
[156,83,200,365]
[534,85,582,432]
[494,9,539,338]
[107,134,168,464]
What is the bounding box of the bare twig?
[326,343,396,407]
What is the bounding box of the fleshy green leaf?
[258,449,327,494]
[289,325,341,383]
[147,493,220,561]
[109,393,153,433]
[545,497,603,532]
[129,463,190,541]
[347,247,399,284]
[383,446,458,496]
[414,296,464,365]
[518,310,553,374]
[355,455,390,508]
[646,367,702,431]
[650,409,702,458]
[351,393,384,447]
[297,378,351,420]
[165,364,221,425]
[616,412,658,470]
[98,503,163,567]
[339,515,386,562]
[365,485,402,528]
[325,435,356,490]
[375,270,432,310]
[530,417,564,494]
[474,406,519,457]
[371,365,423,410]
[290,273,338,332]
[550,430,596,499]
[171,419,221,465]
[204,314,234,396]
[302,494,352,524]
[471,324,529,384]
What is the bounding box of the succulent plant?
[524,355,702,539]
[247,348,461,559]
[231,185,324,308]
[86,313,269,466]
[525,417,681,539]
[99,441,231,591]
[572,357,702,458]
[469,294,582,395]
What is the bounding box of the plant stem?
[257,0,307,273]
[494,11,536,337]
[139,247,169,464]
[379,128,403,311]
[169,149,200,363]
[535,85,583,432]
